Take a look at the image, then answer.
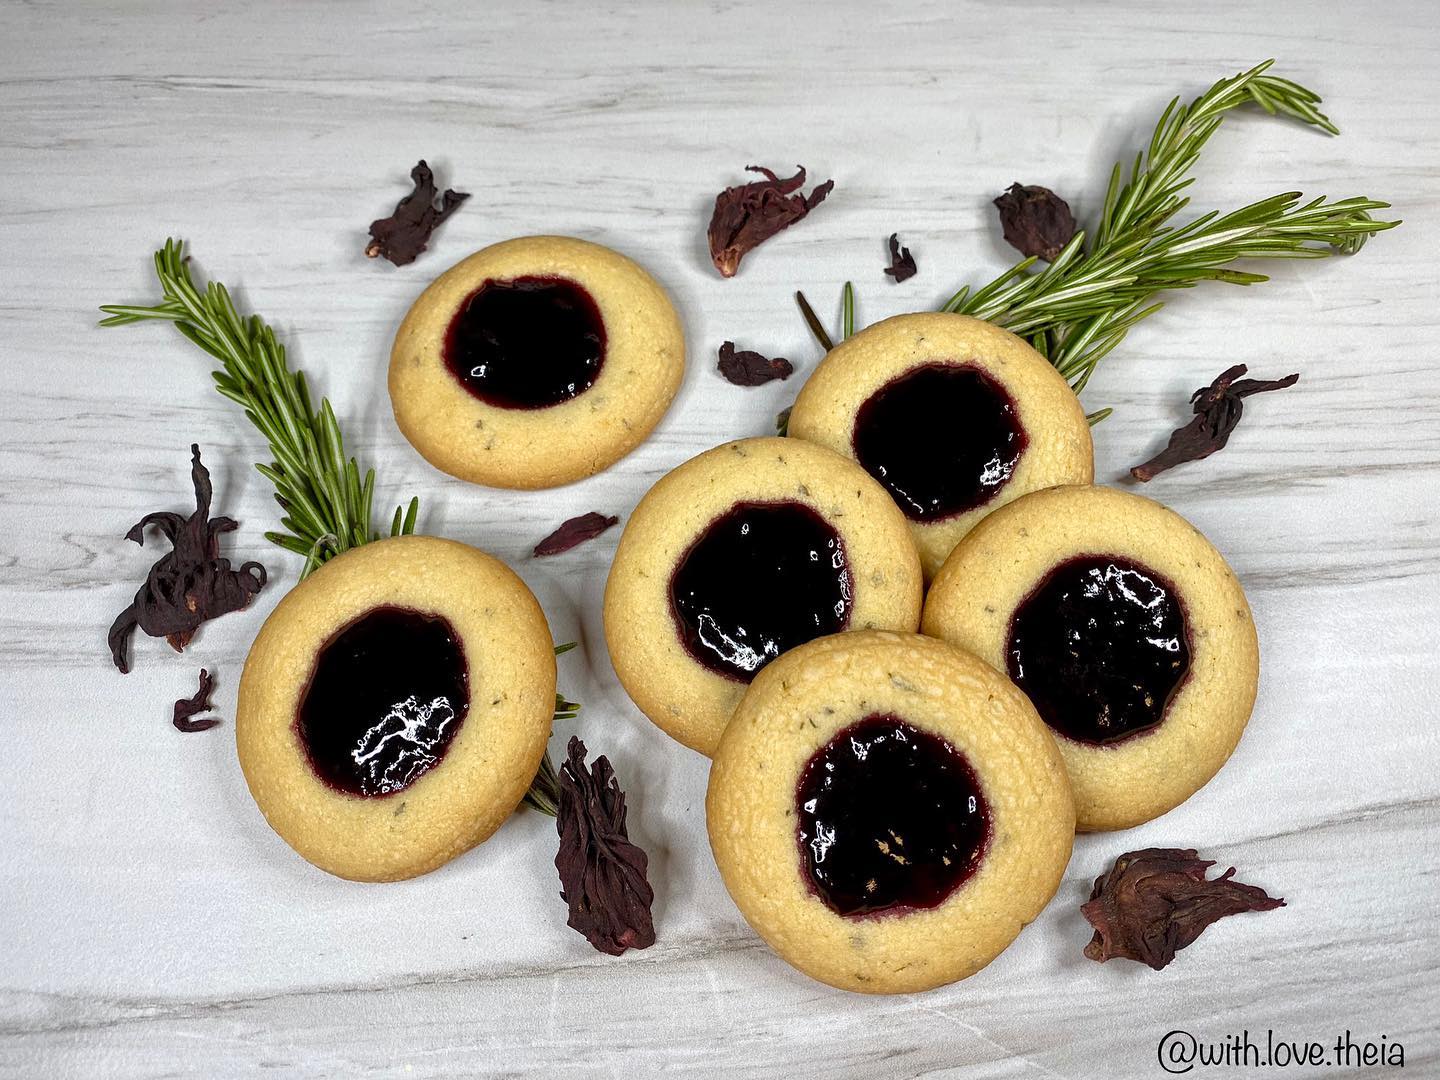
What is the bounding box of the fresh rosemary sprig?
[103,241,578,809]
[101,240,418,576]
[794,62,1398,404]
[940,60,1398,392]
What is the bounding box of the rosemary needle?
[795,290,835,352]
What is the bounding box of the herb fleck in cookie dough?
[389,235,684,489]
[922,485,1260,832]
[707,631,1075,994]
[788,312,1093,577]
[604,437,923,756]
[236,535,556,881]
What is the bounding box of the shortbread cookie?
[236,535,556,881]
[787,312,1092,577]
[604,437,923,756]
[707,630,1075,994]
[922,485,1259,832]
[389,235,684,489]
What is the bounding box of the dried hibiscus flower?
[883,233,918,282]
[993,182,1076,262]
[534,513,619,557]
[717,341,794,386]
[554,736,656,956]
[708,165,834,278]
[173,669,220,732]
[365,160,469,267]
[1132,364,1299,481]
[108,444,267,674]
[1082,848,1285,970]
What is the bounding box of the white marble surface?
[2,1,1438,1077]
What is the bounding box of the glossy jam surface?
[1007,555,1191,745]
[443,275,605,409]
[298,606,468,797]
[669,501,852,682]
[851,363,1027,522]
[796,715,990,917]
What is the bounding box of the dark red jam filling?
[851,362,1027,522]
[669,501,852,682]
[796,715,990,917]
[1006,555,1191,745]
[443,275,605,409]
[297,606,468,797]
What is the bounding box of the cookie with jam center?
[389,235,684,489]
[787,312,1093,578]
[922,485,1260,832]
[707,630,1075,994]
[604,437,923,756]
[236,535,556,881]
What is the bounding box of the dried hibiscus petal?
[554,736,656,956]
[173,669,220,732]
[1132,365,1299,481]
[534,513,619,557]
[717,341,794,387]
[365,160,469,267]
[883,233,918,282]
[1082,848,1285,970]
[993,182,1076,262]
[108,444,267,674]
[708,165,834,278]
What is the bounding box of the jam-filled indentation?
[298,606,468,797]
[852,363,1027,522]
[443,275,605,409]
[796,714,990,917]
[1007,555,1191,745]
[669,501,852,682]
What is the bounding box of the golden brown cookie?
[707,630,1075,994]
[603,437,923,756]
[922,485,1259,832]
[787,312,1093,577]
[236,535,556,881]
[389,235,684,489]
